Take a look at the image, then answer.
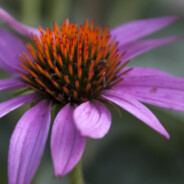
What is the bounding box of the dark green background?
[0,0,184,183]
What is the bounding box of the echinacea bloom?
[0,7,184,184]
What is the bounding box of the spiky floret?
[19,19,128,104]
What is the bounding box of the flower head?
[0,7,184,184]
[19,19,124,105]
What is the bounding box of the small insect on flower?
[0,7,184,184]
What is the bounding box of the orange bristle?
[19,20,124,104]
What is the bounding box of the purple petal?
[0,8,40,39]
[114,75,184,111]
[0,93,39,118]
[110,16,178,45]
[119,37,181,63]
[121,67,172,77]
[0,78,26,91]
[0,29,28,75]
[73,100,111,139]
[102,90,169,139]
[51,103,86,177]
[8,100,51,184]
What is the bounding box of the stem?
[68,161,85,184]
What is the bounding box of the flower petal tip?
[53,171,62,179]
[51,104,86,178]
[147,15,179,24]
[165,15,179,22]
[53,171,67,179]
[164,132,170,140]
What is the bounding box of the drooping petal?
[0,29,28,75]
[102,90,169,139]
[0,78,26,91]
[0,93,39,118]
[118,37,181,63]
[73,100,111,139]
[0,8,40,39]
[51,103,86,177]
[110,16,178,45]
[114,75,184,111]
[8,100,51,184]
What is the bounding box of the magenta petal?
[0,78,26,91]
[119,37,181,63]
[102,90,169,139]
[8,100,51,184]
[114,75,184,111]
[110,16,178,45]
[73,100,111,139]
[0,8,40,39]
[121,67,172,77]
[0,29,28,75]
[51,103,86,177]
[0,93,39,118]
[117,67,173,84]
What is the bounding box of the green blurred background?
[0,0,184,183]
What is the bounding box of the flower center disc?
[19,19,125,105]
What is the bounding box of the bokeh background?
[0,0,184,183]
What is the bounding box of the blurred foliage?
[0,0,184,184]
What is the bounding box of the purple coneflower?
[0,7,184,184]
